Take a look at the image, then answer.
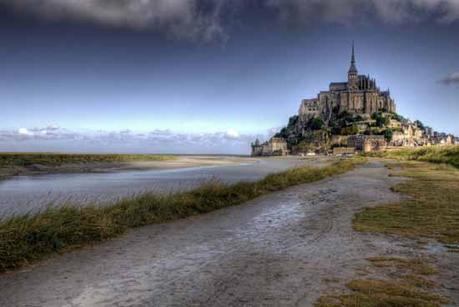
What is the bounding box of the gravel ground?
[0,161,457,306]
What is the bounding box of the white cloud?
[0,125,265,154]
[225,128,240,139]
[18,128,33,136]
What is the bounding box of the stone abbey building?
[299,44,396,124]
[252,44,456,156]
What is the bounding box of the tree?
[288,115,299,128]
[341,124,359,135]
[390,112,406,123]
[338,110,351,119]
[373,112,389,128]
[384,129,393,142]
[414,120,425,130]
[311,117,325,130]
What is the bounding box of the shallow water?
[0,157,317,217]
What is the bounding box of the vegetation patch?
[367,145,459,168]
[0,158,363,272]
[316,279,447,307]
[0,153,178,180]
[317,159,457,306]
[353,161,459,244]
[0,153,177,168]
[367,257,437,275]
[316,256,447,307]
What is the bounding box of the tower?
[347,42,358,90]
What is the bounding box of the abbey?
[299,43,396,124]
[251,44,457,156]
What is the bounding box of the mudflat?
[2,161,455,306]
[0,156,253,179]
[0,156,333,216]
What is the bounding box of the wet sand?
[0,156,333,217]
[1,162,456,306]
[0,156,255,179]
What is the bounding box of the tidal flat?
[0,154,333,217]
[0,157,356,272]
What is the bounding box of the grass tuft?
[316,256,447,307]
[316,279,447,307]
[367,257,437,275]
[353,161,459,244]
[366,145,459,168]
[0,158,363,272]
[316,158,456,307]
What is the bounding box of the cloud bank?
[0,125,267,154]
[265,0,459,26]
[439,71,459,85]
[3,0,229,43]
[3,0,459,42]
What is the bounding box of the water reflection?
[0,158,309,217]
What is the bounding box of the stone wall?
[333,147,356,155]
[251,137,289,156]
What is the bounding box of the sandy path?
[0,162,457,306]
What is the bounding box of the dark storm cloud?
[265,0,459,25]
[2,0,459,42]
[2,0,229,42]
[439,71,459,85]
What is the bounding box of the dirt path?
[0,162,457,306]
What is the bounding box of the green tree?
[341,124,359,135]
[288,115,299,128]
[414,120,425,130]
[311,117,325,130]
[384,129,393,142]
[373,112,389,128]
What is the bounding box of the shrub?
[311,117,325,130]
[384,129,393,142]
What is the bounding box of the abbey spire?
[349,42,358,74]
[348,42,358,89]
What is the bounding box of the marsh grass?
[0,158,362,272]
[367,257,437,275]
[317,279,447,307]
[316,159,458,306]
[366,145,459,168]
[353,161,459,244]
[0,153,176,168]
[316,256,447,307]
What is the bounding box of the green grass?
[366,145,459,168]
[316,256,447,307]
[367,257,437,275]
[0,158,362,272]
[316,279,447,307]
[353,162,459,244]
[0,153,176,168]
[316,159,458,306]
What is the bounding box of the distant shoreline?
[0,153,256,181]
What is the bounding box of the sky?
[0,0,458,154]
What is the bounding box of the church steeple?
[348,42,358,90]
[348,41,358,75]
